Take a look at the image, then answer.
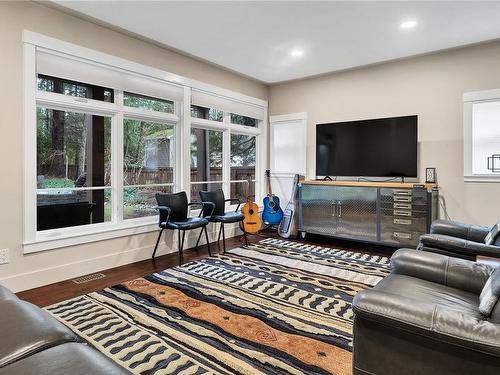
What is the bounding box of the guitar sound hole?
[268,201,275,209]
[249,209,254,215]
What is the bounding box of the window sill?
[464,175,500,183]
[23,219,159,254]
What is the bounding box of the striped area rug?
[46,239,390,375]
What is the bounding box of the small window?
[471,101,500,175]
[191,105,223,122]
[230,113,258,127]
[123,119,174,219]
[191,129,223,182]
[37,74,113,102]
[230,134,256,202]
[123,185,173,220]
[124,92,174,113]
[190,128,223,202]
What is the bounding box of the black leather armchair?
[0,284,130,375]
[418,219,500,260]
[352,248,500,375]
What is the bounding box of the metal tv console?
[298,180,439,247]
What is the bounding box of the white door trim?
[269,112,307,176]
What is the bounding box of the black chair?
[152,192,215,265]
[195,189,248,254]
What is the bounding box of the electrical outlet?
[0,249,9,265]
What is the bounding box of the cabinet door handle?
[331,202,337,217]
[338,201,342,218]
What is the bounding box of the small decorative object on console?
[487,154,500,173]
[425,167,436,183]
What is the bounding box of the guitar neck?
[267,175,273,198]
[246,175,254,203]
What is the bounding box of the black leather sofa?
[0,284,130,375]
[352,248,500,375]
[418,219,500,260]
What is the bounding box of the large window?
[24,34,266,252]
[33,72,180,235]
[464,90,500,181]
[36,103,112,230]
[190,105,261,205]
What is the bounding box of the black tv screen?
[316,115,418,178]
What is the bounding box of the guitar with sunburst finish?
[240,174,262,233]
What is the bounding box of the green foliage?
[123,119,174,185]
[123,187,141,205]
[124,93,174,113]
[230,114,257,127]
[44,179,75,188]
[231,134,256,167]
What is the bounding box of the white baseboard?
[2,223,242,293]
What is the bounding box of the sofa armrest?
[431,219,490,243]
[391,248,493,294]
[353,289,500,358]
[420,234,500,258]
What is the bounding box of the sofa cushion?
[0,285,17,302]
[485,221,500,246]
[375,274,481,316]
[0,300,79,367]
[0,343,131,375]
[479,267,500,317]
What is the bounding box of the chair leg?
[178,230,186,266]
[204,226,212,257]
[152,229,164,259]
[243,228,249,246]
[217,223,223,252]
[195,228,204,250]
[221,223,226,254]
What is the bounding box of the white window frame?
[463,88,500,182]
[189,112,263,210]
[22,31,267,253]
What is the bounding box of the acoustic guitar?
[262,170,284,225]
[240,174,262,233]
[278,174,305,238]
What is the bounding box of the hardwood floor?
[17,231,393,308]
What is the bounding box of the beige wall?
[0,2,267,292]
[269,41,500,227]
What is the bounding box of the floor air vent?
[72,273,106,284]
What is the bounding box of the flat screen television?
[316,115,418,178]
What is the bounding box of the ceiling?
[53,1,500,84]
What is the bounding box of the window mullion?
[113,90,124,223]
[180,87,191,194]
[222,112,231,200]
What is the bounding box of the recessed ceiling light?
[291,49,304,57]
[400,20,417,29]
